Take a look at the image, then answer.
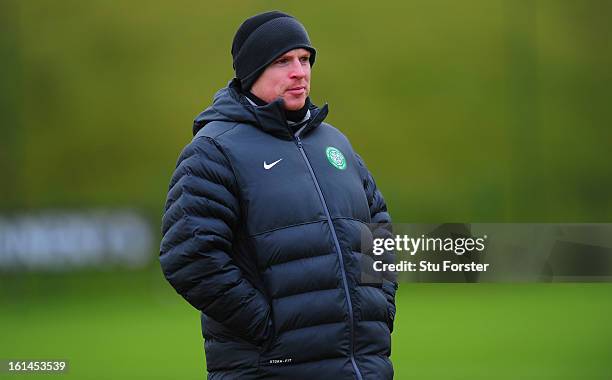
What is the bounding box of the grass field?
[2,269,611,379]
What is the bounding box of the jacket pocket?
[258,319,276,353]
[201,314,261,371]
[381,279,397,333]
[356,250,384,286]
[385,299,396,333]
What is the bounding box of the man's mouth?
[286,86,306,95]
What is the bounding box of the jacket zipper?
[294,134,364,380]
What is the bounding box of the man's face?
[250,48,311,111]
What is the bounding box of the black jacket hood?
[193,78,328,140]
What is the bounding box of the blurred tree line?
[1,0,610,226]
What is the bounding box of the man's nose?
[289,58,306,78]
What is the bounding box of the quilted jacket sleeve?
[160,136,272,346]
[355,152,398,329]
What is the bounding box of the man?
[160,11,397,380]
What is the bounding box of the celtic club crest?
[325,147,347,170]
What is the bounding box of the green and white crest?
[325,146,346,170]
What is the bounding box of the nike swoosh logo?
[263,158,283,170]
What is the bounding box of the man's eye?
[276,59,289,65]
[300,57,310,63]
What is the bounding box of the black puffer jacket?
[160,79,397,379]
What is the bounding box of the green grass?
[393,283,612,379]
[1,270,611,379]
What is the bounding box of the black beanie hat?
[231,11,316,90]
